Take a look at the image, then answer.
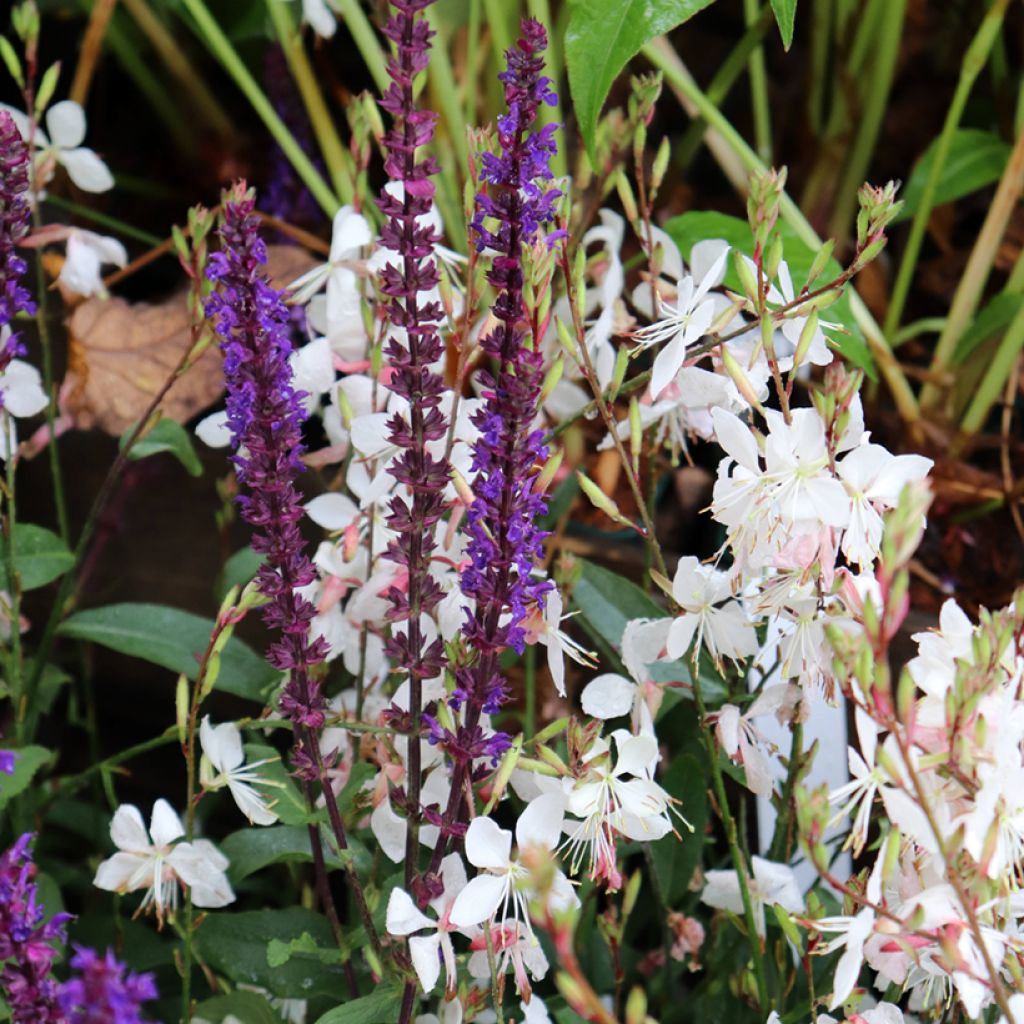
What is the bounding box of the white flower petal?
[449,873,508,928]
[46,100,87,148]
[60,147,114,192]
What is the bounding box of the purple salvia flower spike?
[206,182,328,733]
[0,111,36,390]
[0,833,72,1024]
[58,946,158,1024]
[430,19,560,850]
[377,0,450,897]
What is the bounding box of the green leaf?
[122,417,202,477]
[267,930,346,968]
[218,545,264,600]
[953,291,1024,364]
[241,744,314,827]
[192,991,280,1024]
[313,987,404,1024]
[898,128,1012,220]
[57,603,279,702]
[663,210,875,375]
[194,908,350,999]
[648,753,708,902]
[0,525,74,590]
[566,0,717,162]
[770,0,797,49]
[0,746,51,809]
[569,560,726,705]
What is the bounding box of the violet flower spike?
[0,111,37,386]
[0,833,72,1024]
[205,182,328,733]
[376,0,450,898]
[58,946,158,1024]
[437,19,560,778]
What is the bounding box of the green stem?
[640,38,921,427]
[827,0,906,244]
[806,0,832,135]
[335,0,390,93]
[464,0,483,125]
[44,194,163,246]
[883,0,1009,340]
[119,0,238,143]
[958,300,1024,436]
[922,120,1024,413]
[178,0,340,216]
[77,0,196,155]
[526,0,567,179]
[523,642,536,739]
[5,422,24,743]
[52,728,178,794]
[483,0,513,64]
[767,721,803,861]
[265,0,355,206]
[32,225,70,546]
[426,9,469,171]
[677,4,772,169]
[893,316,946,348]
[693,665,771,1014]
[743,0,772,164]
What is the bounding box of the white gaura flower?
[449,793,574,931]
[707,685,792,798]
[199,717,281,826]
[0,337,49,460]
[522,589,595,698]
[299,0,337,37]
[700,855,802,939]
[291,205,372,361]
[837,443,932,569]
[386,854,467,994]
[2,100,114,192]
[580,617,671,728]
[633,242,729,401]
[563,730,677,889]
[666,556,757,668]
[467,920,550,1001]
[58,229,127,298]
[763,408,850,529]
[93,800,234,920]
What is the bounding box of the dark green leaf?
[953,291,1024,364]
[566,0,717,162]
[194,908,350,999]
[770,0,797,48]
[898,128,1012,220]
[313,987,404,1024]
[0,525,74,590]
[242,744,313,826]
[192,991,280,1024]
[57,603,279,702]
[122,417,202,477]
[222,825,325,882]
[0,746,52,810]
[648,753,708,902]
[663,211,875,375]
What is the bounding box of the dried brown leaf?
[63,245,316,436]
